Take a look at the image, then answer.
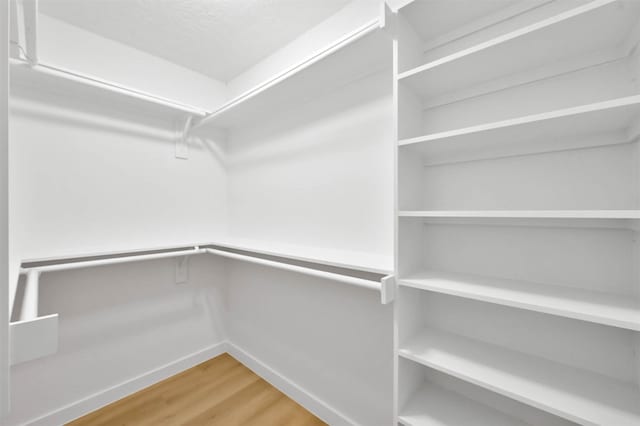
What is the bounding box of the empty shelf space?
[400,271,640,330]
[208,237,392,275]
[397,0,640,99]
[399,382,529,426]
[398,210,640,219]
[399,328,640,425]
[194,21,389,130]
[398,95,640,162]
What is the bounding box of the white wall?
[1,0,9,419]
[228,262,394,426]
[8,86,228,307]
[226,69,395,425]
[5,255,227,426]
[227,70,394,256]
[7,10,231,424]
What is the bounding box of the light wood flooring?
[67,353,327,426]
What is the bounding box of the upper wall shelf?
[10,59,210,118]
[398,95,640,164]
[397,0,640,100]
[192,17,391,132]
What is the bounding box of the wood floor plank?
[67,353,327,426]
[70,355,244,426]
[243,395,326,426]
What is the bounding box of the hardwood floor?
[67,353,327,426]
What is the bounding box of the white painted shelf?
[194,20,389,131]
[401,271,640,331]
[397,0,640,99]
[398,210,640,219]
[399,328,640,426]
[10,59,209,118]
[209,237,392,275]
[399,0,532,57]
[398,95,640,164]
[399,381,529,426]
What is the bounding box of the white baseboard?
[20,341,354,426]
[23,341,228,426]
[226,342,357,426]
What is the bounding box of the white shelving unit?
[399,328,640,425]
[394,0,640,424]
[397,0,640,99]
[398,381,529,426]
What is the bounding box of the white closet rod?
[203,248,380,291]
[10,58,210,117]
[17,245,384,321]
[20,247,204,274]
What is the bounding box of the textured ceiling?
[39,0,351,82]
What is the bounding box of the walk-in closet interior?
[2,0,640,425]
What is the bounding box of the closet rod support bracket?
[15,0,39,66]
[20,269,40,321]
[380,275,395,304]
[175,115,193,159]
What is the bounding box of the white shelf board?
[399,0,534,54]
[398,210,640,219]
[401,270,640,331]
[194,20,389,130]
[10,59,209,118]
[398,95,640,163]
[399,328,640,426]
[208,237,393,275]
[399,381,529,426]
[397,0,640,99]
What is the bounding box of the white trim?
[226,342,357,426]
[20,342,228,426]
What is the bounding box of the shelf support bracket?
[175,115,193,159]
[20,269,39,321]
[175,255,189,284]
[380,275,396,304]
[14,0,38,66]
